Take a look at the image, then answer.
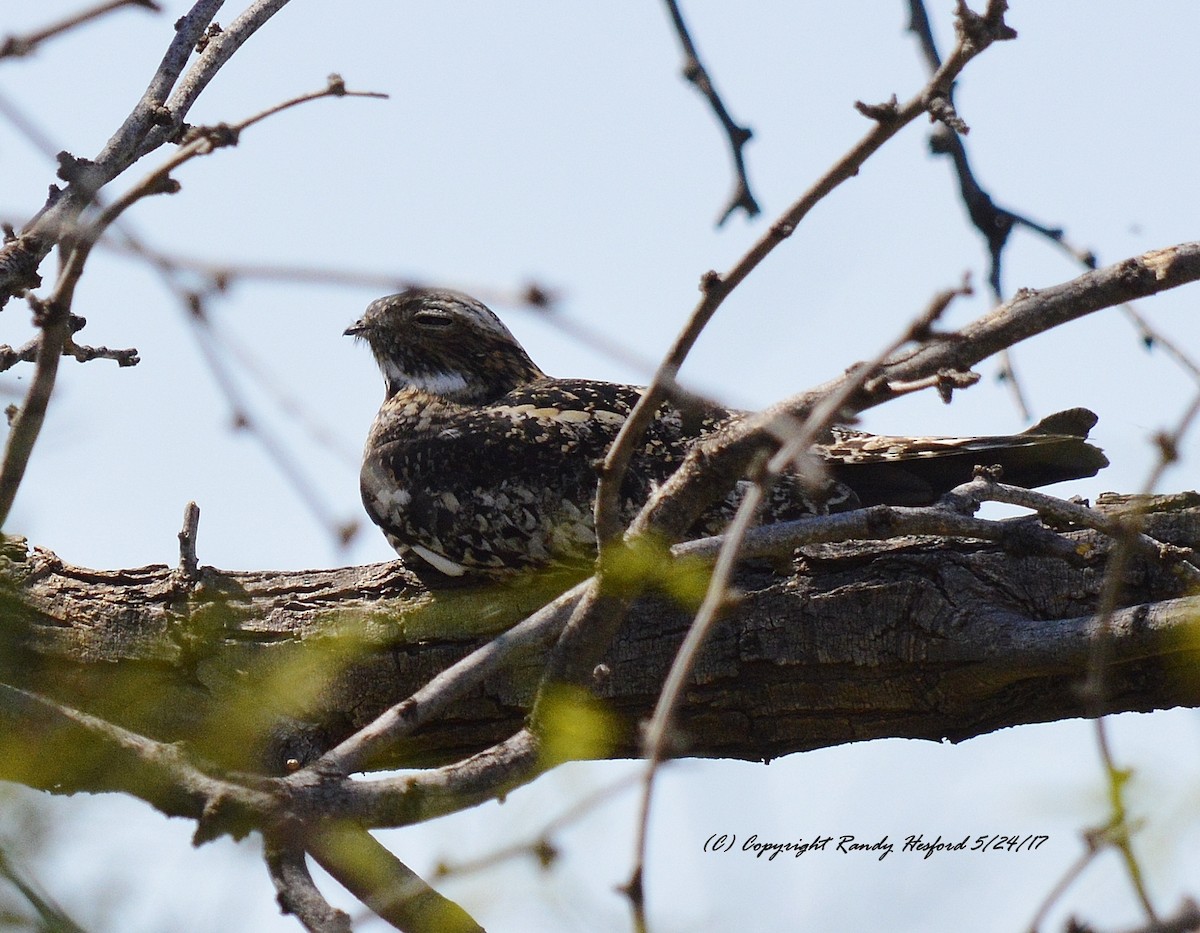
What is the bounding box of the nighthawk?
[346,289,1107,582]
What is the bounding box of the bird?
[346,288,1108,583]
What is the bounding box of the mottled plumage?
[347,289,1108,581]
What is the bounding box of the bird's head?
[345,289,546,403]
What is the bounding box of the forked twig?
[660,0,759,225]
[0,76,386,533]
[593,0,1015,549]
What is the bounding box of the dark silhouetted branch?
[660,0,759,225]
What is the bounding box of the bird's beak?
[344,320,368,337]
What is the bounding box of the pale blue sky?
[1,2,1198,931]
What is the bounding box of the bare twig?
[0,680,274,826]
[0,76,383,535]
[305,824,484,933]
[61,335,140,366]
[1025,840,1100,933]
[912,6,1200,411]
[1025,390,1200,928]
[659,0,759,225]
[594,0,1016,549]
[0,313,138,371]
[432,771,641,880]
[177,500,201,579]
[1119,304,1200,384]
[1075,389,1200,926]
[906,0,1115,422]
[212,324,361,469]
[313,581,587,777]
[994,348,1032,421]
[141,0,303,159]
[0,846,86,933]
[630,241,1200,545]
[906,0,1059,299]
[322,728,548,829]
[0,0,318,307]
[627,283,969,908]
[264,838,353,933]
[959,477,1200,585]
[183,297,360,548]
[0,0,225,305]
[0,0,160,61]
[0,300,74,530]
[0,335,39,372]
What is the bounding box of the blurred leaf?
[600,534,712,611]
[537,684,621,768]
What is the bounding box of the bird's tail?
[826,407,1109,507]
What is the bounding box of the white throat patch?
[382,360,469,396]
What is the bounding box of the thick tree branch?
[1,492,1198,793]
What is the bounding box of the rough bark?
[1,492,1197,788]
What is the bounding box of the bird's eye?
[412,310,455,329]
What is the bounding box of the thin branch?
[313,581,587,777]
[630,241,1200,545]
[284,730,549,831]
[0,680,274,827]
[0,0,315,307]
[198,72,388,140]
[0,76,382,534]
[264,837,353,933]
[61,335,140,366]
[1119,304,1200,384]
[0,314,139,372]
[1076,389,1200,926]
[994,348,1033,421]
[183,298,360,548]
[0,0,160,61]
[676,499,1081,562]
[211,323,361,469]
[0,300,74,530]
[660,0,759,225]
[143,0,301,158]
[628,281,969,901]
[0,846,87,933]
[907,0,1108,421]
[1025,840,1099,933]
[432,771,642,881]
[593,0,1015,549]
[0,334,39,372]
[305,824,484,933]
[963,478,1200,585]
[0,0,224,305]
[90,238,565,320]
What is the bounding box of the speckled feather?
[347,289,1108,580]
